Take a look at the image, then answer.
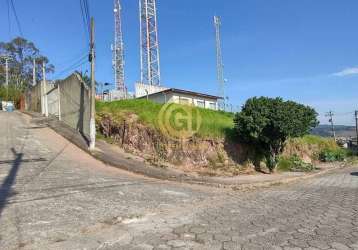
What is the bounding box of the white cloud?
[333,67,358,77]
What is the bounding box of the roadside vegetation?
[0,85,23,105]
[96,97,350,175]
[277,155,314,172]
[234,97,319,173]
[96,99,235,139]
[0,37,54,107]
[319,148,348,162]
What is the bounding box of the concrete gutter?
[21,111,344,190]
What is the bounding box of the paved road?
[0,112,358,250]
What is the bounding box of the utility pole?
[5,58,9,87]
[42,61,48,117]
[355,111,358,145]
[5,58,9,100]
[326,111,336,141]
[0,55,11,86]
[89,17,96,150]
[33,58,36,86]
[1,56,11,100]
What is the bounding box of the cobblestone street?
[0,112,358,250]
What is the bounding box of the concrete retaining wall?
[59,73,90,139]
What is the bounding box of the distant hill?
[311,125,356,138]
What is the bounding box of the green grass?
[277,155,314,172]
[96,99,235,139]
[319,148,348,162]
[287,135,339,153]
[284,135,343,163]
[297,135,339,150]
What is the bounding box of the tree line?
[0,37,54,89]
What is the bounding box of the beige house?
[138,88,222,111]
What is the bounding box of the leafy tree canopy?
[0,37,54,88]
[234,97,319,172]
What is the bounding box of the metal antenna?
[140,0,161,86]
[113,0,126,97]
[214,16,225,110]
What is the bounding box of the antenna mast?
[140,0,161,86]
[214,16,225,110]
[113,0,126,97]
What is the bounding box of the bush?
[284,135,339,162]
[277,155,314,172]
[319,148,347,162]
[234,97,319,172]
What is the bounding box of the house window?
[196,100,205,108]
[208,102,216,110]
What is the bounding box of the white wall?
[170,93,219,110]
[135,83,169,98]
[146,92,173,104]
[146,91,218,110]
[47,86,59,116]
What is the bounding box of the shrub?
[277,155,314,172]
[319,148,347,162]
[234,97,319,172]
[284,135,339,161]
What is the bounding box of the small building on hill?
[135,83,222,111]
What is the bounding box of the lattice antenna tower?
[113,0,126,95]
[140,0,161,85]
[214,16,225,109]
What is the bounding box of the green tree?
[234,97,319,173]
[80,73,102,92]
[0,37,54,88]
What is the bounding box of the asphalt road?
[0,111,358,250]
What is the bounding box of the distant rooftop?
[139,87,223,100]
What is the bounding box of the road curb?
[21,110,343,190]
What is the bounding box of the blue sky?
[1,0,358,125]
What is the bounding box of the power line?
[54,57,87,76]
[52,56,88,79]
[325,111,336,141]
[53,61,87,80]
[9,0,23,37]
[83,0,91,26]
[55,51,88,68]
[80,0,90,39]
[6,0,11,39]
[80,0,91,37]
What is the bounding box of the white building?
[137,87,222,111]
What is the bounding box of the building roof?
[140,88,223,100]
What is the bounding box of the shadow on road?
[351,172,358,177]
[0,158,46,165]
[0,148,47,218]
[0,148,23,218]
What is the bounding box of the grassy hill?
[96,99,343,175]
[96,99,235,139]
